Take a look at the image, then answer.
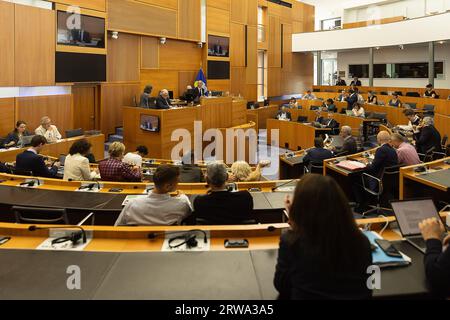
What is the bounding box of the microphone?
[272,179,298,192]
[148,229,208,244]
[28,225,87,244]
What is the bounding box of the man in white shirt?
[302,90,317,100]
[35,116,62,143]
[115,165,192,226]
[123,145,149,168]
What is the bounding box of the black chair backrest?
[395,91,403,96]
[0,137,5,148]
[442,135,448,147]
[380,91,388,95]
[65,128,84,138]
[310,106,320,111]
[406,92,420,97]
[297,116,308,123]
[313,89,320,92]
[381,164,404,202]
[13,206,69,225]
[423,104,435,111]
[12,168,33,176]
[195,217,257,226]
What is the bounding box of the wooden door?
[73,86,97,131]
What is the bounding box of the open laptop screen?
[391,199,440,237]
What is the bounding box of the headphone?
[148,230,207,250]
[51,231,84,246]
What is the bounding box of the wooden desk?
[435,113,450,142]
[0,134,105,163]
[400,157,450,204]
[279,150,306,180]
[246,105,279,129]
[123,98,247,159]
[267,119,330,151]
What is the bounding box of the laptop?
[391,198,445,253]
[20,135,36,147]
[345,110,354,116]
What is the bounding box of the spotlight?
[399,45,404,50]
[160,37,167,45]
[197,42,203,48]
[111,31,119,40]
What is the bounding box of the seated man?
[323,98,337,112]
[302,90,317,100]
[336,76,347,86]
[115,165,192,226]
[397,109,421,133]
[321,113,339,130]
[333,126,357,155]
[419,218,450,298]
[350,77,361,86]
[391,133,420,166]
[155,89,172,109]
[336,90,347,102]
[303,138,334,167]
[99,142,142,182]
[193,80,208,101]
[123,145,149,168]
[313,109,324,124]
[288,97,299,109]
[363,131,399,180]
[15,135,59,178]
[345,89,359,110]
[424,84,439,99]
[193,162,254,225]
[416,117,442,154]
[276,106,292,121]
[35,116,62,143]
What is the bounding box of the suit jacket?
[366,144,398,178]
[336,79,347,86]
[346,93,358,110]
[303,148,334,166]
[424,239,450,298]
[416,125,442,154]
[155,96,171,109]
[139,93,152,108]
[276,111,292,121]
[194,87,208,100]
[350,80,362,86]
[15,150,58,178]
[322,118,339,129]
[335,136,358,156]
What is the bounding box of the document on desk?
[36,229,93,251]
[161,231,211,252]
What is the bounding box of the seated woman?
[388,93,402,107]
[4,121,30,148]
[229,161,262,182]
[274,174,373,300]
[288,97,299,109]
[63,139,99,181]
[99,142,142,182]
[366,91,378,105]
[352,102,365,118]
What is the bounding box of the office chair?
[423,104,435,117]
[406,92,420,97]
[12,168,33,176]
[13,206,69,225]
[297,116,308,123]
[380,91,388,96]
[195,216,257,226]
[0,137,5,148]
[310,105,320,111]
[418,146,435,163]
[65,128,84,138]
[361,165,402,217]
[313,89,320,92]
[304,163,324,175]
[442,135,448,150]
[404,102,417,109]
[395,91,403,96]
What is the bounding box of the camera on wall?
[197,42,203,48]
[160,37,167,45]
[111,31,119,40]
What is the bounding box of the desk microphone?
[28,225,87,245]
[271,179,298,192]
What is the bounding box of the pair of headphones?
[51,231,84,246]
[168,234,198,249]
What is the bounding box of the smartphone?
[224,239,249,249]
[375,239,402,258]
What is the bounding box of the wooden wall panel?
[246,25,258,85]
[15,4,55,87]
[140,70,179,97]
[268,15,281,68]
[137,0,178,10]
[0,99,15,137]
[100,83,140,136]
[52,0,106,11]
[207,6,230,35]
[108,33,140,82]
[159,40,202,71]
[303,4,315,32]
[282,23,292,72]
[178,0,201,41]
[0,1,14,87]
[16,95,73,136]
[231,67,246,97]
[207,80,230,92]
[108,0,177,38]
[247,0,258,26]
[292,1,303,22]
[292,21,304,33]
[179,71,197,93]
[230,0,248,24]
[207,0,230,10]
[268,68,281,97]
[230,23,246,67]
[141,37,159,69]
[72,86,97,132]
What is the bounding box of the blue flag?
[194,68,207,87]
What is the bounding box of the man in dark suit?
[350,77,362,86]
[15,135,59,178]
[321,113,339,130]
[276,106,292,121]
[336,77,347,86]
[345,88,359,110]
[193,80,208,102]
[333,126,357,155]
[364,131,399,179]
[155,89,172,110]
[416,117,442,154]
[303,138,334,168]
[193,162,254,225]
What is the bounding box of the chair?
[310,105,320,111]
[395,91,403,96]
[0,137,5,148]
[442,134,448,150]
[405,102,417,109]
[380,91,388,96]
[13,206,69,225]
[313,88,320,92]
[195,216,257,225]
[418,146,435,163]
[304,163,324,175]
[406,92,420,97]
[361,165,403,217]
[297,116,308,123]
[12,168,33,176]
[423,104,435,117]
[65,128,84,138]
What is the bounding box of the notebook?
[364,231,411,268]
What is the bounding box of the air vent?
[268,0,292,8]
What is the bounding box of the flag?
[194,68,207,87]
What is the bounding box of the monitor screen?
[208,35,229,57]
[56,52,106,83]
[391,199,440,237]
[207,61,230,80]
[57,11,105,48]
[140,115,160,132]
